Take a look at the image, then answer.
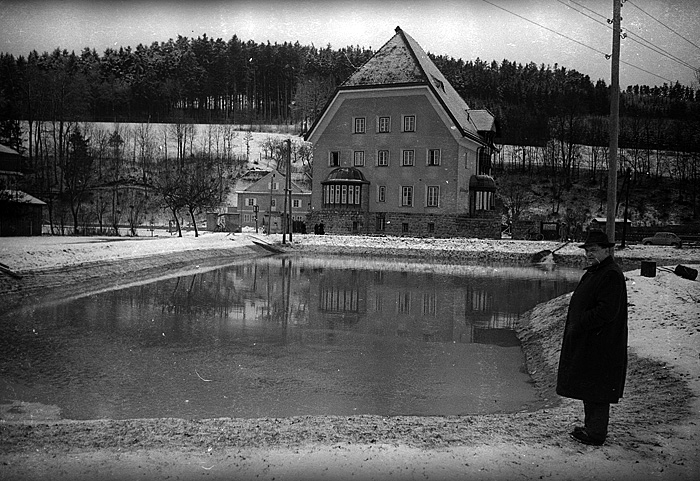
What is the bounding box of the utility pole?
[606,0,622,243]
[287,139,293,243]
[267,172,274,235]
[282,139,292,244]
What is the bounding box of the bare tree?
[495,171,536,222]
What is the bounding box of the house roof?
[307,26,493,144]
[0,144,20,156]
[239,170,310,195]
[322,167,369,183]
[2,190,46,205]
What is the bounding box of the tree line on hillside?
[0,35,369,129]
[1,33,698,142]
[1,33,698,230]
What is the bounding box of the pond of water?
[0,255,582,420]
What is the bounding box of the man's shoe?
[570,428,605,446]
[572,426,585,434]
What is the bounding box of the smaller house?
[236,170,311,233]
[1,190,46,236]
[1,144,46,236]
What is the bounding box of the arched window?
[469,174,496,215]
[322,167,369,209]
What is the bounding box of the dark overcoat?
[556,255,628,403]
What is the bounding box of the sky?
[1,0,698,89]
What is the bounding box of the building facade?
[304,27,500,238]
[236,170,311,233]
[1,144,45,236]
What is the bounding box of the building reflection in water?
[188,255,579,348]
[0,254,582,420]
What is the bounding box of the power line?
[627,0,700,51]
[480,0,609,57]
[560,0,696,72]
[625,31,696,71]
[559,0,607,23]
[480,0,682,84]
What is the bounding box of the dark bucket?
[640,261,656,277]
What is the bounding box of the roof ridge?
[339,27,404,87]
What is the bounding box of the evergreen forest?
[1,33,699,233]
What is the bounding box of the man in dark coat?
[556,230,628,446]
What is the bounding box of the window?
[403,115,416,132]
[428,149,440,166]
[246,198,257,206]
[243,214,252,222]
[426,186,439,207]
[353,151,365,167]
[292,199,301,208]
[427,222,435,233]
[423,292,437,315]
[377,150,389,167]
[475,191,494,210]
[402,222,409,233]
[431,75,445,92]
[377,185,386,203]
[323,184,362,206]
[378,116,391,133]
[401,186,413,207]
[402,150,415,166]
[477,147,492,175]
[267,181,279,190]
[329,151,340,167]
[397,292,411,313]
[376,213,386,231]
[354,117,366,134]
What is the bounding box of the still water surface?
[0,255,581,420]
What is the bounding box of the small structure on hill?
[1,144,45,236]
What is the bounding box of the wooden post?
[606,0,622,244]
[287,139,293,243]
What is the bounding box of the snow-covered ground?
[1,231,697,272]
[0,232,699,480]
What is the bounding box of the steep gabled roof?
[341,29,425,86]
[307,26,493,145]
[240,170,309,194]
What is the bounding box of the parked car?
[641,232,683,248]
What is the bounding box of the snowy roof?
[2,190,46,205]
[240,170,310,195]
[467,109,496,133]
[313,26,493,144]
[0,144,20,155]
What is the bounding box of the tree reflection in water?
[0,255,581,420]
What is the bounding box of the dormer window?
[431,75,444,92]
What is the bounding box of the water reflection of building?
[99,256,577,347]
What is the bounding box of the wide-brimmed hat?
[579,229,615,248]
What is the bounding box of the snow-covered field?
[0,232,699,481]
[1,231,697,272]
